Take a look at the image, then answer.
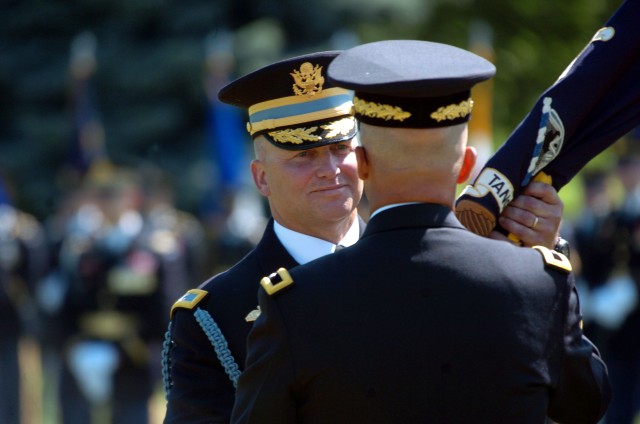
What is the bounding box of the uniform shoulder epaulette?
[260,268,294,295]
[170,289,208,319]
[532,245,572,273]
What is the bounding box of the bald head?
[360,123,467,173]
[356,122,476,212]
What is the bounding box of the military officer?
[162,51,565,423]
[162,51,365,423]
[50,166,187,424]
[231,40,611,424]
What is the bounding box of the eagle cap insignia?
[291,62,324,96]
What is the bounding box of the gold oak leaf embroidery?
[430,99,474,122]
[269,127,320,144]
[321,117,355,138]
[353,97,411,122]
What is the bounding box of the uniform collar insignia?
[245,306,261,322]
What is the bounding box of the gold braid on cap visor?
[267,117,356,145]
[353,96,473,124]
[246,87,354,136]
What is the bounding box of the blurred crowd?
[1,28,267,424]
[0,159,266,424]
[563,132,640,424]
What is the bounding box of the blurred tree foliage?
[0,0,623,219]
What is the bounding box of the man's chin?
[315,202,357,221]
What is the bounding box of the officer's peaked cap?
[327,40,496,128]
[218,51,356,150]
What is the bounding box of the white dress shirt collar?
[273,218,360,265]
[369,202,421,220]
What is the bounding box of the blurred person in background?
[37,162,205,424]
[571,130,640,424]
[0,176,49,424]
[601,134,640,424]
[571,168,618,343]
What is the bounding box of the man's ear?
[457,146,477,184]
[251,160,270,196]
[355,146,369,180]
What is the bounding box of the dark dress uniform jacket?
[164,219,299,423]
[164,217,365,423]
[232,204,611,424]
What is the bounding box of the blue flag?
[207,96,246,192]
[456,0,640,236]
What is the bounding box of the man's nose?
[316,151,341,178]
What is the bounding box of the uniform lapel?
[255,219,300,274]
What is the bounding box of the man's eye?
[295,151,309,158]
[333,144,352,153]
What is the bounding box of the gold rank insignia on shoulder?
[245,306,261,322]
[532,246,572,273]
[170,289,208,319]
[260,268,294,295]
